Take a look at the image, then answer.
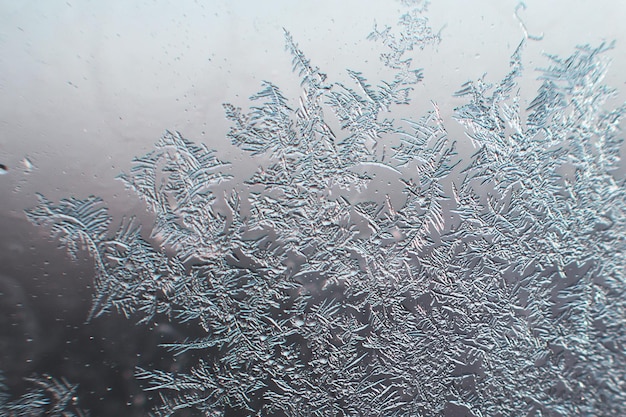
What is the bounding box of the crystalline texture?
[0,373,87,417]
[23,3,626,417]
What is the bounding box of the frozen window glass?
[1,1,625,416]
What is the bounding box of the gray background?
[0,0,625,415]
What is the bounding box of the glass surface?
[1,1,625,415]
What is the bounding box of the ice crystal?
[0,373,88,417]
[23,2,626,417]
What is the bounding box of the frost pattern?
[0,373,88,417]
[24,4,626,417]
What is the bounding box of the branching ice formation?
[23,1,626,416]
[0,373,88,417]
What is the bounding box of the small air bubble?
[22,157,35,172]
